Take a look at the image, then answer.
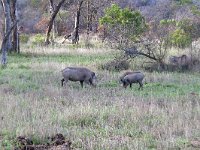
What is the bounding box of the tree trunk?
[71,0,83,44]
[2,0,13,52]
[10,0,20,53]
[45,0,66,45]
[86,0,90,36]
[1,21,18,66]
[49,0,57,42]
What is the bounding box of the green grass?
[0,47,200,149]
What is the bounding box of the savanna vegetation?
[0,0,200,149]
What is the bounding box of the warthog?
[61,67,97,88]
[120,71,145,89]
[169,54,189,70]
[119,71,137,83]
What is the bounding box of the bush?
[20,34,29,44]
[143,62,167,72]
[170,29,192,48]
[100,59,130,71]
[31,34,45,45]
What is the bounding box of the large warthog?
[120,71,145,89]
[169,54,189,70]
[61,67,97,88]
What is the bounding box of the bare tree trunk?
[2,0,13,52]
[45,0,66,45]
[86,0,90,36]
[71,0,83,44]
[84,0,91,48]
[1,21,18,66]
[49,0,57,42]
[10,0,20,53]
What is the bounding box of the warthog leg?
[61,78,65,87]
[129,83,132,88]
[61,78,68,87]
[138,81,143,90]
[80,81,84,88]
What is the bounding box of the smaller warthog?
[120,71,145,89]
[61,67,97,88]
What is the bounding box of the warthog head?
[91,72,97,86]
[119,78,129,88]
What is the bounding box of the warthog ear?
[124,78,130,84]
[92,72,97,80]
[91,72,95,77]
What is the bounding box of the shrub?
[20,34,29,44]
[170,29,192,48]
[100,59,130,71]
[143,62,167,72]
[31,34,45,46]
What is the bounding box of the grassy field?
[0,45,200,149]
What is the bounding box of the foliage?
[131,20,176,63]
[100,59,130,71]
[191,5,200,15]
[170,29,192,48]
[31,0,41,8]
[31,34,46,46]
[99,4,146,48]
[57,10,69,22]
[175,0,200,16]
[160,19,176,26]
[20,34,29,44]
[100,4,145,32]
[166,18,200,48]
[176,19,198,34]
[175,0,193,5]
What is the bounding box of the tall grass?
[0,46,200,149]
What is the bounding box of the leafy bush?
[20,34,29,44]
[31,34,45,45]
[175,0,192,5]
[170,29,192,48]
[31,0,41,8]
[99,4,146,47]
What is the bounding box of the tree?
[49,0,56,41]
[136,20,176,63]
[61,0,111,45]
[62,0,83,44]
[10,0,20,53]
[99,4,146,52]
[171,0,200,61]
[71,0,83,44]
[100,4,179,66]
[45,0,68,45]
[1,0,12,52]
[1,21,18,66]
[85,0,110,33]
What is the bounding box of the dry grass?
[0,46,200,149]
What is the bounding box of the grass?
[0,45,200,149]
